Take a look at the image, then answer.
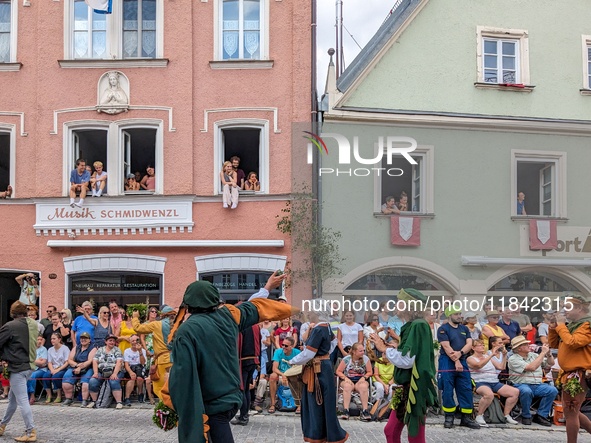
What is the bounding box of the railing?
[382,0,406,26]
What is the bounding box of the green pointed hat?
[397,288,427,302]
[182,281,220,309]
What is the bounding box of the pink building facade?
[0,0,310,321]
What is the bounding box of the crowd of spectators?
[220,156,261,209]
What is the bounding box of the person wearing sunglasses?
[93,307,114,349]
[268,336,301,414]
[40,306,57,329]
[481,311,510,351]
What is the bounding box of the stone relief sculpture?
[96,71,130,114]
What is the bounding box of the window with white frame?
[587,44,591,88]
[0,130,10,192]
[380,155,424,213]
[66,122,161,196]
[0,0,17,64]
[67,0,161,60]
[483,39,519,84]
[512,150,567,218]
[221,0,263,60]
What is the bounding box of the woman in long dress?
[288,310,349,443]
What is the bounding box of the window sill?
[374,212,435,219]
[0,62,22,72]
[580,89,591,96]
[474,82,535,92]
[58,59,169,69]
[209,60,274,70]
[511,216,568,222]
[124,191,156,195]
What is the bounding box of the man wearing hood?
[166,271,292,443]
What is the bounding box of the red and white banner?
[529,219,557,250]
[391,216,420,246]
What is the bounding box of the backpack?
[96,380,113,409]
[370,398,392,422]
[276,385,297,412]
[483,396,506,424]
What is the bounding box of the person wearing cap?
[463,312,481,342]
[482,311,510,351]
[131,305,177,398]
[437,305,480,429]
[61,332,96,407]
[370,288,439,443]
[508,335,556,426]
[0,301,39,442]
[125,173,140,191]
[88,333,125,409]
[163,271,292,443]
[548,294,591,441]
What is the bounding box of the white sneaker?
[505,415,518,425]
[74,202,83,208]
[96,189,102,197]
[85,401,95,409]
[231,203,237,209]
[91,189,97,197]
[223,203,228,208]
[116,402,123,409]
[475,415,488,427]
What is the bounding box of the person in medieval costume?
[286,307,349,443]
[370,288,438,443]
[548,294,591,443]
[164,271,292,443]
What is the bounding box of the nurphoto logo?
[305,132,418,176]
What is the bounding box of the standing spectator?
[89,161,107,197]
[26,307,44,337]
[291,313,304,349]
[40,306,56,329]
[467,339,519,426]
[93,306,114,348]
[424,309,441,373]
[437,307,479,429]
[252,321,273,412]
[363,314,387,356]
[131,306,176,399]
[512,306,533,335]
[44,333,70,404]
[231,156,245,189]
[69,158,90,208]
[508,336,557,426]
[373,355,395,401]
[274,318,298,350]
[15,273,39,307]
[336,343,373,420]
[59,309,74,350]
[139,306,158,405]
[88,334,125,409]
[387,307,405,341]
[72,302,98,346]
[478,302,492,328]
[517,191,527,215]
[140,165,156,191]
[117,312,136,354]
[498,309,522,346]
[378,301,391,329]
[381,196,400,215]
[482,311,509,350]
[124,173,140,191]
[42,313,66,351]
[108,302,123,335]
[536,310,555,346]
[123,335,147,407]
[268,336,301,414]
[548,295,591,442]
[244,172,260,191]
[0,301,38,442]
[220,161,239,209]
[463,312,482,341]
[337,311,363,360]
[27,335,48,405]
[231,323,261,425]
[61,332,96,407]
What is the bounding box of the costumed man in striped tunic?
[286,307,349,443]
[549,294,591,443]
[163,271,294,443]
[370,288,438,443]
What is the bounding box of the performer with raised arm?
[370,289,438,443]
[164,271,293,443]
[287,308,349,443]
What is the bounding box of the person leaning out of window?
[244,172,260,191]
[220,161,239,209]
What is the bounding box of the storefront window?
[346,269,442,292]
[200,271,281,304]
[489,272,578,292]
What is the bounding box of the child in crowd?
[125,174,140,191]
[220,161,239,209]
[244,172,260,191]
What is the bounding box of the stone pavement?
[0,402,588,442]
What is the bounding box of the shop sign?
[520,225,591,258]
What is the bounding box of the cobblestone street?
[0,403,589,442]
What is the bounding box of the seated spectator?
[231,156,245,189]
[134,171,143,185]
[27,335,48,404]
[90,161,107,197]
[268,336,301,414]
[482,311,509,351]
[61,332,96,406]
[26,306,45,337]
[0,185,12,198]
[398,191,408,212]
[508,336,557,426]
[498,309,522,347]
[468,339,519,427]
[85,165,93,175]
[123,335,147,407]
[125,173,140,191]
[220,161,239,209]
[40,306,56,329]
[274,318,298,350]
[140,165,156,191]
[463,312,482,341]
[381,196,400,215]
[244,172,260,191]
[88,334,125,409]
[336,343,373,421]
[373,355,395,401]
[43,332,70,403]
[43,312,66,350]
[70,158,90,208]
[118,312,136,354]
[72,302,98,346]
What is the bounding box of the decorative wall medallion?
[96,70,130,115]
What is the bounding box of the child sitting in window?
[125,174,140,191]
[244,172,260,191]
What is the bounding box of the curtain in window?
[0,0,10,63]
[123,0,156,58]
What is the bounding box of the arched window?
[489,272,578,293]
